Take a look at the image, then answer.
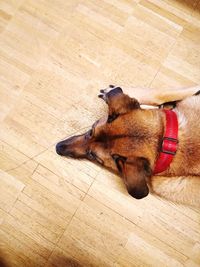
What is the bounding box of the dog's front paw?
[98,85,123,102]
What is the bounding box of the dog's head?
[56,87,159,199]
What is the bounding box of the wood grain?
[0,0,200,266]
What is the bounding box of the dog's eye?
[86,150,96,160]
[85,129,93,139]
[86,150,103,165]
[112,154,127,172]
[88,129,93,137]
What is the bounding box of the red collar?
[153,109,179,174]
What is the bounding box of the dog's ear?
[113,155,151,199]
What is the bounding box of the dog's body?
[56,86,200,207]
[149,93,200,206]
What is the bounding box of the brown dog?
[56,85,200,207]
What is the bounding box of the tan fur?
[163,95,200,177]
[56,86,200,207]
[126,86,200,206]
[151,176,200,207]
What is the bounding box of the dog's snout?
[56,139,79,158]
[56,142,66,155]
[56,133,94,159]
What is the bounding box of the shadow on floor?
[0,255,9,267]
[47,255,99,267]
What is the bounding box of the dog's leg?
[99,85,140,122]
[150,175,200,207]
[98,85,123,103]
[121,85,200,106]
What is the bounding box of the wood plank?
[0,1,200,266]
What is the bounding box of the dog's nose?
[55,142,66,155]
[128,186,149,199]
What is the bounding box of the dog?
[56,85,200,207]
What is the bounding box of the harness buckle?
[161,137,178,155]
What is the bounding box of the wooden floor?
[0,0,200,266]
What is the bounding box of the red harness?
[153,109,179,174]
